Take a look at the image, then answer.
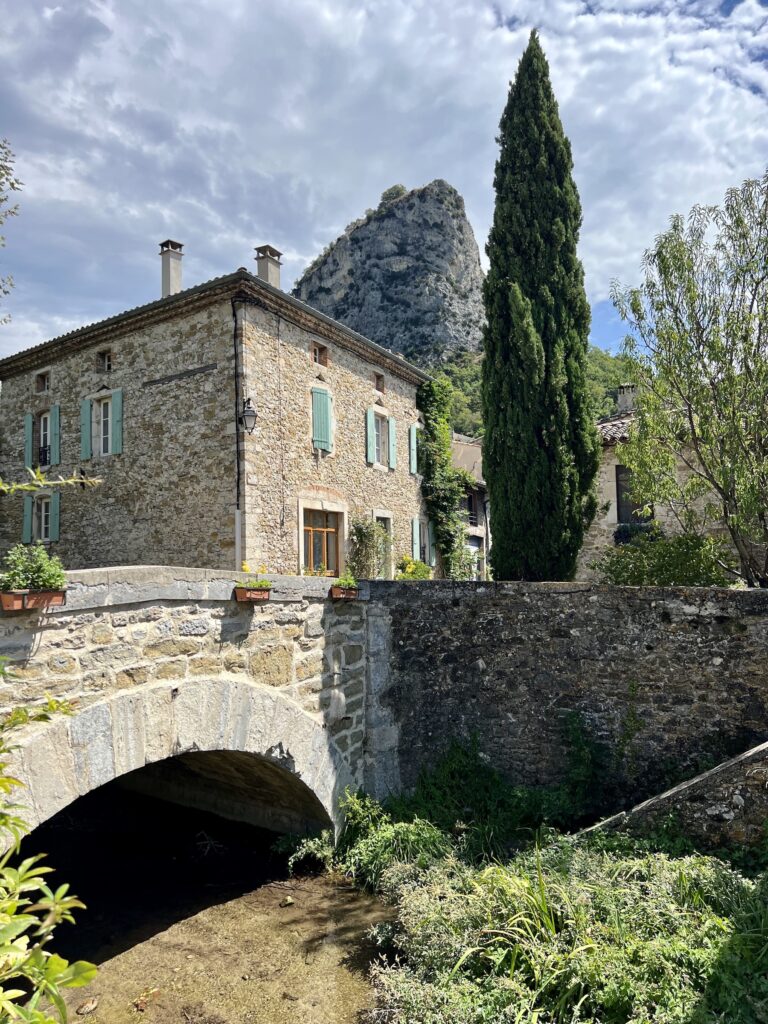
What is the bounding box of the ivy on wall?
[417,379,475,579]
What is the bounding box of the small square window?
[98,350,113,372]
[374,373,385,393]
[35,372,50,393]
[312,343,329,367]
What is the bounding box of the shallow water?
[27,786,387,1024]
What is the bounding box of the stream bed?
[27,785,388,1024]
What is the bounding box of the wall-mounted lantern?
[239,397,257,434]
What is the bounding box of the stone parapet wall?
[0,566,368,783]
[363,580,768,814]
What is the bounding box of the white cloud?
[0,0,766,356]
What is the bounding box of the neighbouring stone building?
[451,432,491,579]
[0,243,430,574]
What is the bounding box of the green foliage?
[273,830,335,875]
[613,520,660,546]
[0,544,66,593]
[346,517,390,580]
[437,351,484,437]
[380,184,408,205]
[395,555,432,581]
[0,137,22,323]
[585,345,635,419]
[613,171,768,587]
[0,674,95,1022]
[417,379,476,579]
[482,31,599,582]
[593,531,734,587]
[0,469,100,499]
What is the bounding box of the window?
[375,514,393,579]
[616,464,650,524]
[466,492,478,527]
[98,350,112,372]
[374,372,385,393]
[36,496,51,542]
[97,397,111,456]
[374,413,388,464]
[303,510,340,575]
[35,371,50,393]
[409,424,419,474]
[38,411,51,467]
[311,342,329,367]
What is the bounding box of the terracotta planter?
[329,586,359,601]
[234,587,271,603]
[0,589,66,613]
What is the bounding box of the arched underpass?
[26,749,387,1024]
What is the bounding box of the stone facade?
[0,267,428,574]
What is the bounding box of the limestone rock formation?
[293,180,485,365]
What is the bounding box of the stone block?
[154,661,186,680]
[143,637,202,659]
[68,702,115,795]
[188,655,222,676]
[248,643,293,687]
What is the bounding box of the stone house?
[451,433,491,579]
[0,242,430,575]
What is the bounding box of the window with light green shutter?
[111,389,123,454]
[411,517,420,561]
[388,417,397,469]
[428,520,437,567]
[311,388,332,452]
[50,491,60,542]
[80,398,92,460]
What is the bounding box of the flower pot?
[234,587,271,603]
[329,586,359,600]
[0,589,66,613]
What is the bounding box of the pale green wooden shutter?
[50,491,60,542]
[24,413,33,469]
[366,407,376,464]
[388,417,397,469]
[311,388,332,452]
[411,517,420,561]
[50,405,61,465]
[80,399,92,460]
[112,389,123,454]
[428,520,437,567]
[22,495,33,544]
[409,424,418,474]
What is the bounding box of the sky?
[0,0,766,360]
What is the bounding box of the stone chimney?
[159,240,183,297]
[255,244,282,289]
[617,383,637,415]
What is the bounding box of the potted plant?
[234,563,273,603]
[329,570,358,601]
[0,543,67,612]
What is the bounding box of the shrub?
[613,520,660,546]
[346,517,390,580]
[395,555,432,581]
[593,532,733,587]
[0,542,66,591]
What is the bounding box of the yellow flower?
[241,561,251,574]
[259,564,267,575]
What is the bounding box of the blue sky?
[0,0,767,358]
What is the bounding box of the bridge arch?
[11,678,354,836]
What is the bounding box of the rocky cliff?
[292,180,485,365]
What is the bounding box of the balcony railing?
[38,446,51,467]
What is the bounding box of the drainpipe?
[232,298,244,570]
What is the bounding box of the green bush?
[593,532,733,587]
[0,543,67,591]
[347,516,390,580]
[395,555,432,580]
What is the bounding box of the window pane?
[312,532,324,571]
[326,511,338,530]
[303,529,311,569]
[327,531,338,575]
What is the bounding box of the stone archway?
[11,678,354,836]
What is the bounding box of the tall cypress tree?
[482,31,599,581]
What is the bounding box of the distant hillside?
[293,180,485,365]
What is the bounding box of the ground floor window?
[303,509,340,575]
[375,515,393,579]
[35,496,51,542]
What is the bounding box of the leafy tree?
[585,345,635,418]
[379,184,407,206]
[482,31,599,581]
[613,172,768,587]
[417,378,474,579]
[437,350,484,437]
[0,139,22,324]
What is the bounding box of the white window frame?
[96,396,112,457]
[38,411,50,467]
[99,349,113,372]
[34,494,52,543]
[374,412,389,466]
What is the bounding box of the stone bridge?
[3,568,768,847]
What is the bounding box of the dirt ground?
[64,874,387,1024]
